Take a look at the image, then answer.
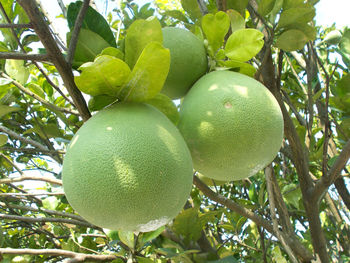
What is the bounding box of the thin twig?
[0,248,123,262]
[265,165,299,263]
[0,146,65,155]
[0,52,50,61]
[0,192,64,196]
[0,23,33,28]
[0,175,62,186]
[1,73,79,116]
[67,0,91,65]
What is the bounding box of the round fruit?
[178,70,284,181]
[62,102,193,232]
[161,27,208,99]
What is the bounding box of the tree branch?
[17,0,91,121]
[0,23,33,28]
[1,73,79,116]
[0,248,122,262]
[0,175,62,186]
[0,52,50,61]
[313,139,350,203]
[334,176,350,210]
[265,166,299,263]
[67,0,90,65]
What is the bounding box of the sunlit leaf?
[340,28,350,55]
[125,17,163,69]
[0,134,8,146]
[119,42,170,102]
[0,105,21,118]
[226,9,245,33]
[219,60,256,77]
[98,47,124,60]
[181,0,202,21]
[278,7,315,29]
[5,60,29,85]
[225,29,264,62]
[75,55,131,97]
[202,11,230,53]
[118,231,134,249]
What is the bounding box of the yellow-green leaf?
[145,93,180,125]
[125,17,163,69]
[202,11,230,54]
[278,7,315,29]
[75,55,131,97]
[225,29,264,62]
[119,42,170,102]
[0,134,8,146]
[0,105,21,118]
[226,9,245,33]
[5,59,29,85]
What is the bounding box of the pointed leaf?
[139,225,165,247]
[202,11,230,53]
[67,1,116,47]
[98,47,124,60]
[118,231,134,249]
[278,7,315,29]
[219,60,256,77]
[5,60,29,85]
[276,29,308,51]
[0,105,21,118]
[120,42,170,102]
[125,17,163,69]
[258,0,276,16]
[67,29,111,68]
[225,29,264,62]
[145,94,180,125]
[340,28,350,55]
[0,134,8,146]
[75,55,131,97]
[226,9,245,33]
[181,0,202,21]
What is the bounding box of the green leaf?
[283,184,302,209]
[67,1,116,47]
[75,55,131,97]
[209,256,239,263]
[225,29,264,62]
[226,9,245,33]
[322,30,342,45]
[272,246,288,263]
[278,7,315,29]
[42,196,59,210]
[258,0,276,16]
[23,123,62,139]
[119,42,170,102]
[333,74,350,97]
[276,30,308,51]
[163,10,189,23]
[227,0,249,17]
[202,11,230,53]
[5,60,29,85]
[219,60,256,77]
[172,208,202,245]
[145,94,180,125]
[135,257,155,263]
[0,134,8,146]
[118,231,134,249]
[28,83,45,99]
[138,226,165,247]
[98,47,124,60]
[88,95,117,112]
[340,28,350,56]
[0,105,21,118]
[67,29,111,68]
[181,0,202,21]
[283,0,305,10]
[125,17,163,69]
[21,34,40,47]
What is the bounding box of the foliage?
[0,0,349,262]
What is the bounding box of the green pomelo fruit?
[161,27,208,99]
[178,71,284,181]
[197,172,227,186]
[62,103,193,232]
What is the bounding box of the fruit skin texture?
[178,70,284,181]
[62,103,193,232]
[161,27,208,99]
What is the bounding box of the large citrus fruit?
[161,27,208,99]
[178,71,284,181]
[62,103,193,232]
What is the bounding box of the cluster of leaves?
[0,0,350,262]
